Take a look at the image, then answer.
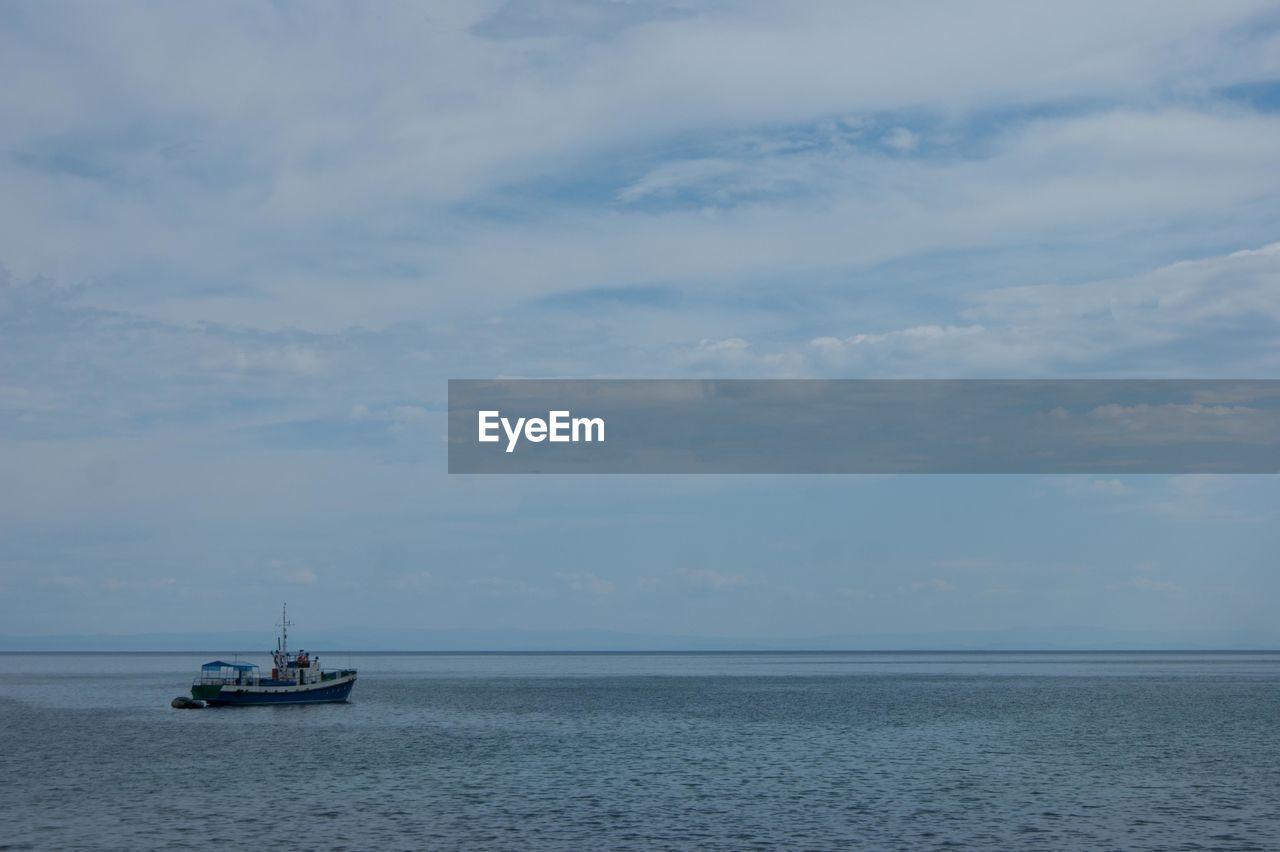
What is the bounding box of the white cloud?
[1142,475,1257,520]
[45,574,85,589]
[270,561,318,585]
[882,127,918,152]
[618,158,741,202]
[390,571,434,592]
[697,337,750,353]
[1051,475,1262,523]
[679,567,746,590]
[466,576,543,598]
[790,242,1280,376]
[966,242,1280,336]
[1108,576,1183,593]
[1,4,1279,331]
[910,578,956,593]
[557,571,616,595]
[200,345,326,376]
[680,337,802,374]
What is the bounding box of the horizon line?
[4,648,1278,655]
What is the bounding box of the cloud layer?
[1,1,1278,636]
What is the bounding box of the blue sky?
[1,1,1278,641]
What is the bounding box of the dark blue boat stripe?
[206,679,356,705]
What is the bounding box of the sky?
[1,1,1278,643]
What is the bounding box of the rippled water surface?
[2,652,1278,850]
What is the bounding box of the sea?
[1,652,1278,850]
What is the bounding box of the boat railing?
[192,672,260,686]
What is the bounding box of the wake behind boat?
[188,605,356,706]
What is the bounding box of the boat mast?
[278,601,292,657]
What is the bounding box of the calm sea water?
[1,652,1278,850]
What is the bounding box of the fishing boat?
[189,605,356,706]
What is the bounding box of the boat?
[189,604,356,706]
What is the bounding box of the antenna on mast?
[278,602,292,655]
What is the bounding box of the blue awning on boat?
[201,660,258,670]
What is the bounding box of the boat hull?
[193,674,356,706]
